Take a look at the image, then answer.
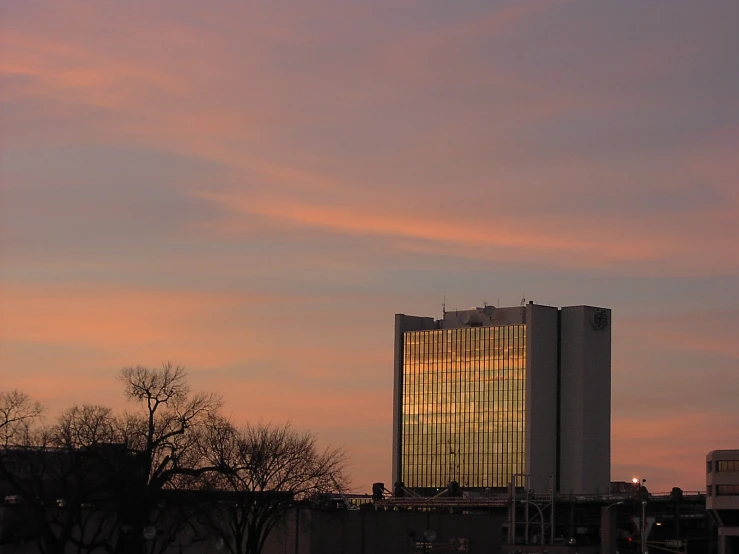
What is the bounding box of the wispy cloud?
[2,0,738,492]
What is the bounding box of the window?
[716,485,739,496]
[717,460,739,472]
[707,485,712,496]
[707,461,713,473]
[400,325,527,488]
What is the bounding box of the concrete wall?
[305,509,503,554]
[0,507,502,554]
[559,306,611,495]
[525,303,559,493]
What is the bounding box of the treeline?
[0,363,348,554]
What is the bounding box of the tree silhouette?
[0,389,43,448]
[115,362,221,554]
[1,369,349,554]
[197,417,347,554]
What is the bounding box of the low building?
[707,450,739,554]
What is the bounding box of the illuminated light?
[632,477,639,484]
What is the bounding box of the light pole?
[641,500,648,554]
[601,501,623,554]
[633,478,647,554]
[601,500,623,532]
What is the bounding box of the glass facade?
[401,325,526,489]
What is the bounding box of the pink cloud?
[2,0,737,496]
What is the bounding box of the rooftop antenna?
[520,294,526,322]
[442,294,446,317]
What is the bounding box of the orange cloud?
[0,283,302,374]
[194,189,679,265]
[3,0,738,496]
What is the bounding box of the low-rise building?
[707,450,739,554]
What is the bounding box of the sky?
[1,0,738,494]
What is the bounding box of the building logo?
[591,309,609,330]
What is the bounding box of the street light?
[601,500,624,554]
[601,500,624,534]
[632,477,647,494]
[632,478,647,554]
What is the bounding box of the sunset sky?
[1,0,738,493]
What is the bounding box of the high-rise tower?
[392,302,611,494]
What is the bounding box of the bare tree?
[0,405,127,554]
[198,418,348,554]
[0,370,223,554]
[55,405,118,449]
[0,389,43,447]
[0,424,82,554]
[116,362,221,554]
[52,405,127,554]
[1,373,350,554]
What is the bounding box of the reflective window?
[716,485,739,496]
[400,325,526,489]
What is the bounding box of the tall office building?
[392,302,611,495]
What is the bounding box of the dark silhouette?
[196,417,347,554]
[0,389,43,447]
[115,363,222,554]
[0,363,348,554]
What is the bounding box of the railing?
[377,496,510,508]
[374,491,707,509]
